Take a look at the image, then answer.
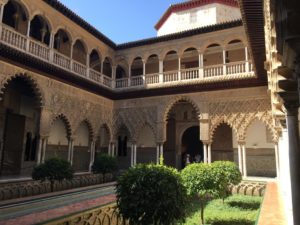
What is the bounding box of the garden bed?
[180,195,263,225]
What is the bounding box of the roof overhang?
[237,0,267,81]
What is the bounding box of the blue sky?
[58,0,184,44]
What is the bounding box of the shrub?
[32,157,74,192]
[92,154,118,177]
[116,164,188,225]
[181,163,226,225]
[212,161,242,201]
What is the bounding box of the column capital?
[237,140,246,145]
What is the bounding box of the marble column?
[130,143,134,166]
[274,143,280,179]
[36,136,43,164]
[133,143,137,165]
[156,144,160,164]
[199,53,204,79]
[285,101,300,224]
[207,144,212,163]
[159,60,163,83]
[237,143,243,173]
[41,136,48,163]
[159,144,164,159]
[89,141,95,172]
[68,138,74,165]
[203,143,207,163]
[242,144,247,177]
[178,57,181,80]
[0,3,4,24]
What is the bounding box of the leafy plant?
[92,154,118,178]
[32,157,74,192]
[116,164,188,225]
[212,161,242,201]
[181,163,226,225]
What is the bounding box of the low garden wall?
[0,173,114,201]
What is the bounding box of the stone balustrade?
[0,23,254,91]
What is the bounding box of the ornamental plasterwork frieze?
[112,106,157,142]
[209,98,277,142]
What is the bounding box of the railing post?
[199,53,204,79]
[245,46,249,72]
[222,49,227,75]
[159,60,163,83]
[178,57,181,81]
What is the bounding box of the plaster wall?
[157,4,241,36]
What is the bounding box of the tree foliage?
[32,157,74,192]
[181,163,227,225]
[212,161,242,201]
[116,164,188,225]
[92,153,118,175]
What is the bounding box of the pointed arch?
[0,73,44,107]
[75,119,94,141]
[50,114,72,139]
[210,119,238,142]
[3,0,29,35]
[163,96,200,122]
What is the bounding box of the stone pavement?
[257,182,287,225]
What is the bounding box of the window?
[190,11,197,23]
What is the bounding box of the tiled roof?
[117,20,242,50]
[155,0,239,30]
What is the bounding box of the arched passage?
[30,15,51,45]
[54,29,72,57]
[164,51,178,72]
[73,121,92,172]
[245,119,276,177]
[164,99,200,169]
[116,125,131,170]
[131,57,143,77]
[181,126,203,168]
[136,125,156,164]
[116,65,127,79]
[211,123,234,162]
[203,44,223,77]
[89,50,102,72]
[46,116,70,161]
[103,57,112,77]
[146,54,159,75]
[72,40,87,65]
[2,0,29,35]
[95,124,111,156]
[0,76,41,176]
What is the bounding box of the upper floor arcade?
[0,0,256,94]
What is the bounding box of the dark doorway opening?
[181,126,203,168]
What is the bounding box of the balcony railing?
[0,23,255,92]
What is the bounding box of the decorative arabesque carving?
[209,99,278,142]
[113,106,157,142]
